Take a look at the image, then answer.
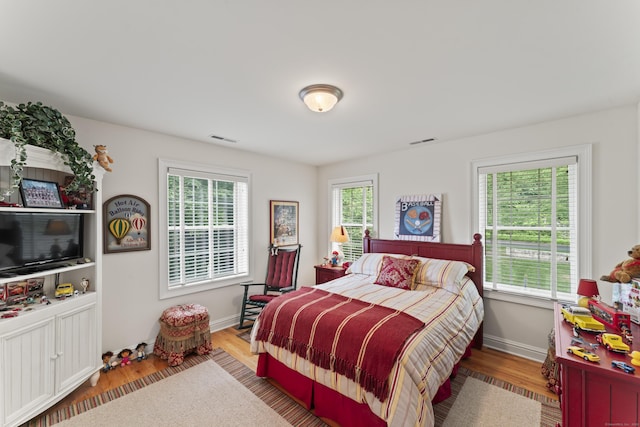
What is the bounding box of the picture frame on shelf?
[19,178,65,209]
[270,200,299,246]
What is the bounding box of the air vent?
[409,138,437,146]
[208,134,238,144]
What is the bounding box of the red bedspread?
[255,287,425,401]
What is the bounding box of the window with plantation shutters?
[159,159,249,299]
[329,174,378,262]
[473,145,592,302]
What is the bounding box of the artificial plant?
[0,101,95,194]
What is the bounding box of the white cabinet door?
[0,318,55,427]
[55,301,97,394]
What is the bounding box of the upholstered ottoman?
[153,304,212,366]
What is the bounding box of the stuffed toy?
[601,244,640,283]
[93,144,114,172]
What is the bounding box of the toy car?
[567,346,600,362]
[561,305,606,332]
[597,333,630,353]
[611,360,635,374]
[55,283,75,298]
[1,311,18,318]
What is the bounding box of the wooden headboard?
[363,230,484,348]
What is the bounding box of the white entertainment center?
[0,137,104,427]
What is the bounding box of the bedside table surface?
[314,264,347,284]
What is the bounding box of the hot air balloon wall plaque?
[103,194,151,253]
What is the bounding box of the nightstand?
[314,264,347,284]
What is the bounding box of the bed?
[250,232,484,427]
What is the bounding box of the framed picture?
[103,194,151,253]
[19,178,65,208]
[270,200,299,246]
[394,194,442,242]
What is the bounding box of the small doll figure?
[80,277,89,293]
[135,342,148,361]
[101,351,114,373]
[118,348,132,367]
[331,250,339,266]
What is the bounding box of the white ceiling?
[1,1,639,166]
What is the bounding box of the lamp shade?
[576,278,599,307]
[330,226,350,244]
[299,84,343,113]
[577,279,599,297]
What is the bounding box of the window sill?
[482,287,573,310]
[160,274,250,300]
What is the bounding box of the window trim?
[327,174,379,258]
[471,144,592,305]
[158,158,252,300]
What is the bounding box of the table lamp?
[329,226,350,266]
[576,278,599,308]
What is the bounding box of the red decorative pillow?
[375,256,421,290]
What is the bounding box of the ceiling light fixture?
[299,84,343,113]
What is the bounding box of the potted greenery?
[0,101,95,195]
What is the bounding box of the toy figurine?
[331,251,339,266]
[620,324,633,344]
[102,351,114,372]
[135,342,148,361]
[80,277,89,293]
[118,348,133,367]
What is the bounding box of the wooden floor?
[34,326,557,422]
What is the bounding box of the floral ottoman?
[153,304,212,366]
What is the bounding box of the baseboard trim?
[483,333,548,363]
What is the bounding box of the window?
[159,159,250,299]
[329,174,378,262]
[472,145,592,302]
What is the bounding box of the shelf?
[0,291,96,330]
[0,262,95,285]
[0,206,95,214]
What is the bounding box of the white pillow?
[413,257,473,292]
[346,253,411,276]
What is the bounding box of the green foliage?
[0,101,95,193]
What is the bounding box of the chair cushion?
[266,249,298,288]
[249,294,279,304]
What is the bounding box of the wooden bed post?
[363,229,372,253]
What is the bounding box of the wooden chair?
[238,244,301,329]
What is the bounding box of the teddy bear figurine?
[93,144,114,172]
[600,244,640,283]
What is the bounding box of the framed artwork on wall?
[19,178,64,208]
[103,194,151,253]
[270,200,299,246]
[394,194,442,242]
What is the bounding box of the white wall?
[317,105,638,361]
[68,116,318,352]
[11,103,636,360]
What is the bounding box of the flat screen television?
[0,211,84,274]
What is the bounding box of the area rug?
[434,367,561,427]
[25,348,325,426]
